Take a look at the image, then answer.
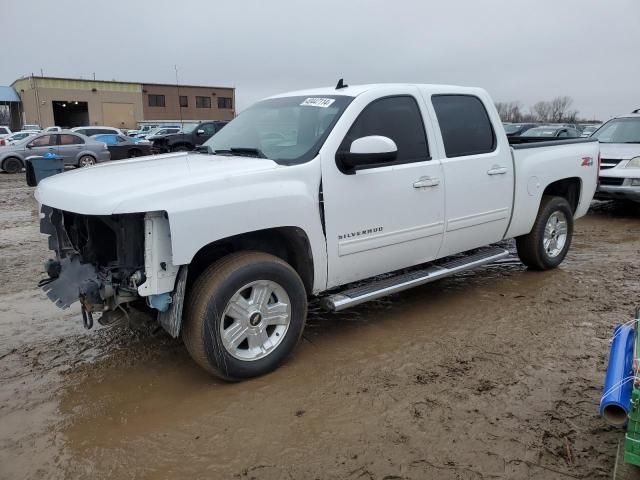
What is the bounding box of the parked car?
[151,121,227,153]
[35,83,599,380]
[92,134,152,160]
[580,125,600,137]
[0,126,12,140]
[22,124,42,131]
[0,131,38,146]
[502,123,538,137]
[0,130,110,173]
[44,126,63,132]
[592,113,640,202]
[141,126,182,141]
[520,126,581,138]
[71,126,124,137]
[127,124,159,137]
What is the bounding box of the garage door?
[102,102,135,129]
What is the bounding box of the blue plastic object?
[600,324,636,426]
[25,154,65,186]
[148,293,172,312]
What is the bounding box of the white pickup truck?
[36,82,599,380]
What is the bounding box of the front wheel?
[182,251,307,380]
[516,195,574,270]
[2,157,22,174]
[172,145,190,152]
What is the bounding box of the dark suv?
[152,121,227,153]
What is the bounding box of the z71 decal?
[581,156,594,167]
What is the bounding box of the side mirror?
[336,135,398,173]
[196,129,205,135]
[26,143,33,149]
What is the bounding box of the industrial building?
[7,76,235,130]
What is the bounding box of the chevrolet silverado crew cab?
[35,83,599,380]
[591,112,640,202]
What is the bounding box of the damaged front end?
[40,206,186,335]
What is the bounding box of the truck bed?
[509,137,598,148]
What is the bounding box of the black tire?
[2,157,22,174]
[172,145,191,152]
[182,251,307,380]
[128,149,142,158]
[516,195,574,270]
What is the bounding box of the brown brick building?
[142,83,235,122]
[10,76,235,129]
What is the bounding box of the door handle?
[413,176,440,188]
[487,166,507,175]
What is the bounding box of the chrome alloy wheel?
[543,211,568,258]
[219,280,291,361]
[79,156,96,167]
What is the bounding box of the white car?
[0,126,12,140]
[0,130,38,146]
[71,126,124,137]
[22,124,41,131]
[44,126,63,132]
[36,82,599,380]
[593,113,640,202]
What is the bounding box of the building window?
[179,96,188,108]
[218,97,233,109]
[148,94,165,107]
[196,96,211,108]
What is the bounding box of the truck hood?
[599,143,640,160]
[35,152,280,215]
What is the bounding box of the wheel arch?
[187,226,315,295]
[1,156,24,170]
[541,177,582,214]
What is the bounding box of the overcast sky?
[5,0,639,120]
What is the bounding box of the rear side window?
[0,127,8,134]
[59,134,84,145]
[340,96,429,164]
[432,95,496,157]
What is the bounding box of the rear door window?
[340,95,429,164]
[59,134,84,145]
[432,95,496,157]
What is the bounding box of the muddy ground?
[1,172,639,480]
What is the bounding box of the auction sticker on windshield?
[300,98,336,108]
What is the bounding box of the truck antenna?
[335,78,348,90]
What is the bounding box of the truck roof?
[268,83,486,99]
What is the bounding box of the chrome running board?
[321,246,510,312]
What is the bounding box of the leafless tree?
[495,101,523,122]
[549,96,574,122]
[531,101,552,123]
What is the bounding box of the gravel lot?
[1,172,639,479]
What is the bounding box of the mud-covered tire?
[2,157,22,174]
[516,195,574,270]
[182,251,307,381]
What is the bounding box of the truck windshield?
[591,118,640,143]
[203,95,353,164]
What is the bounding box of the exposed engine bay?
[39,205,185,335]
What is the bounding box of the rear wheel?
[128,149,142,158]
[172,145,190,152]
[182,251,307,380]
[516,195,574,270]
[78,155,96,167]
[1,157,22,174]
